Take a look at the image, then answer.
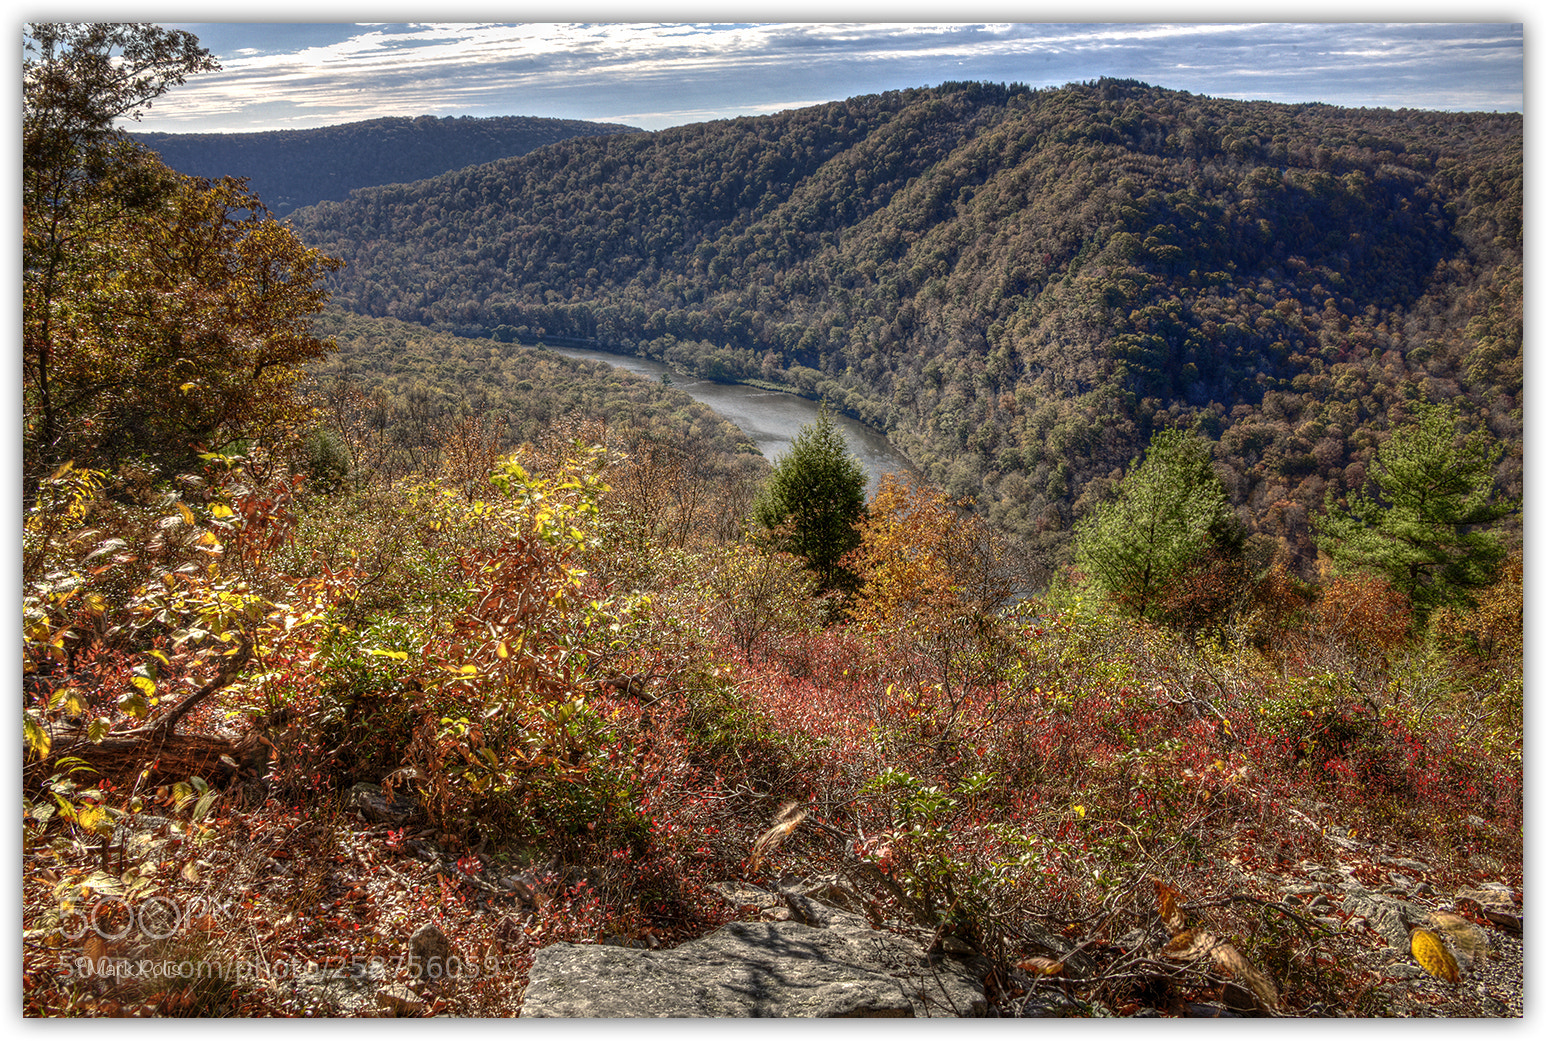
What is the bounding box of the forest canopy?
[275,79,1523,574]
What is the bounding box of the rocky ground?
[27,782,1521,1018]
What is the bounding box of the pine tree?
[752,405,867,589]
[1316,401,1514,623]
[1074,429,1238,621]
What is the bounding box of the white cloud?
[128,21,1523,135]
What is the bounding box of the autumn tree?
[1315,401,1515,624]
[751,405,867,589]
[21,23,342,791]
[25,23,213,485]
[23,23,340,494]
[846,475,1017,742]
[1074,428,1242,622]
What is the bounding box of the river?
[545,345,916,495]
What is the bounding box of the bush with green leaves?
[1074,429,1244,625]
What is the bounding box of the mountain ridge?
[272,79,1520,571]
[134,113,644,214]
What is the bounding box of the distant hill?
[133,114,643,214]
[285,80,1522,571]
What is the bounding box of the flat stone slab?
[521,919,984,1017]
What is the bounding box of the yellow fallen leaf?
[1016,957,1067,977]
[1411,926,1461,983]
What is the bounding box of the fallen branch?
[31,637,258,788]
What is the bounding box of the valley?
[23,26,1523,1019]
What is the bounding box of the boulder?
[408,923,458,982]
[521,918,986,1017]
[1340,885,1420,948]
[1454,886,1522,934]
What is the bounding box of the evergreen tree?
[1074,429,1238,621]
[1315,401,1514,622]
[752,405,867,589]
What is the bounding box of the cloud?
[134,21,1522,134]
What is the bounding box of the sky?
[101,10,1525,136]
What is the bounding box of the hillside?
[303,307,769,497]
[25,31,1524,1019]
[134,114,643,215]
[286,80,1523,573]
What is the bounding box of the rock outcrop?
[521,889,986,1017]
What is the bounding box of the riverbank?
[538,341,917,495]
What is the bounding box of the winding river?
[545,345,916,495]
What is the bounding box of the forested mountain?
[133,114,642,214]
[283,80,1522,574]
[278,78,1521,572]
[25,28,1524,1017]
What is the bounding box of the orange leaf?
[1154,879,1185,933]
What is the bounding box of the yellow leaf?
[176,502,195,526]
[1411,927,1461,983]
[76,804,111,836]
[210,503,234,519]
[23,715,51,758]
[1016,957,1067,977]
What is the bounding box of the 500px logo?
[57,895,238,943]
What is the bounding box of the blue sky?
[114,12,1525,135]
